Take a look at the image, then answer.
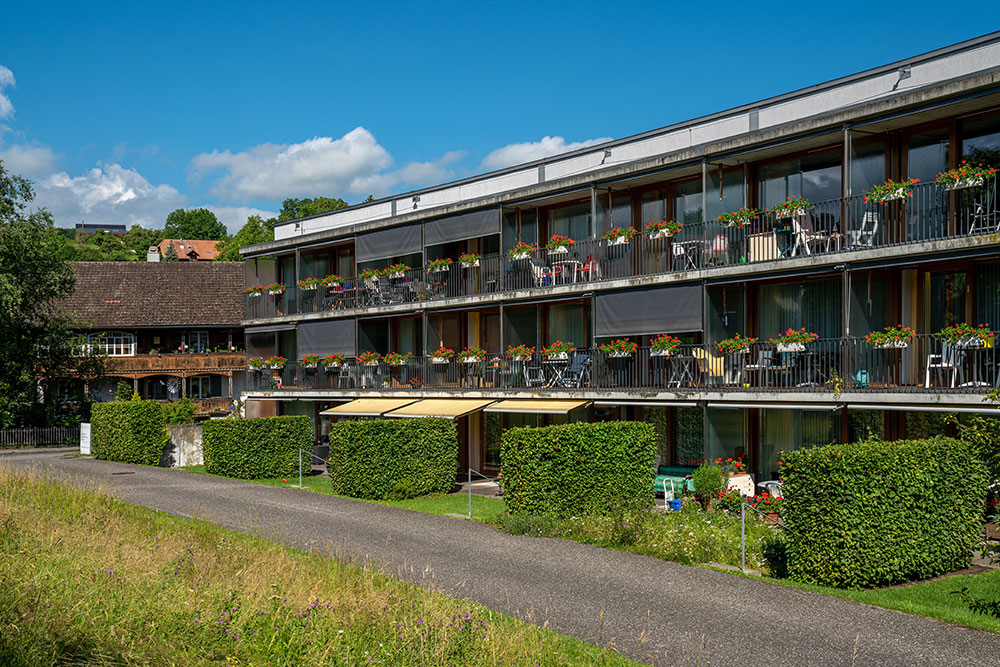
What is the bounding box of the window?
[547,202,591,241]
[187,330,209,353]
[188,375,211,399]
[87,331,135,357]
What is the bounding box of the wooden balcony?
[108,352,246,376]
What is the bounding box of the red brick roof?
[64,262,244,328]
[157,239,220,260]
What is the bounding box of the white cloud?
[0,66,14,119]
[35,163,186,228]
[0,142,57,176]
[204,205,279,234]
[479,135,613,171]
[190,128,467,201]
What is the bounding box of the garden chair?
[848,211,880,248]
[791,215,838,256]
[692,346,724,386]
[742,349,775,387]
[967,179,999,235]
[576,256,602,282]
[558,351,591,388]
[522,359,546,388]
[759,480,783,498]
[529,258,554,287]
[924,344,964,388]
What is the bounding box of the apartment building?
[240,33,1000,479]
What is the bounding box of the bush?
[92,400,168,465]
[692,464,725,504]
[162,398,197,425]
[327,419,457,500]
[202,416,310,479]
[501,421,656,517]
[782,436,987,589]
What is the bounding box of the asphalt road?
[5,450,1000,666]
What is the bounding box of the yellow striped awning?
[483,399,591,414]
[383,398,497,419]
[320,398,418,417]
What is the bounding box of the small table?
[667,356,696,387]
[672,241,702,270]
[551,259,583,285]
[543,358,570,387]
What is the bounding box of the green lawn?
[179,464,507,522]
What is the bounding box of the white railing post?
[741,502,746,572]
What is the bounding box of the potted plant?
[769,328,819,352]
[545,235,575,254]
[320,274,343,288]
[644,219,683,239]
[406,376,423,388]
[300,354,320,368]
[247,356,266,370]
[384,351,411,367]
[541,340,576,360]
[935,322,993,348]
[603,226,637,246]
[863,178,919,204]
[716,334,757,355]
[459,346,486,363]
[650,333,682,357]
[749,492,783,521]
[506,344,534,362]
[599,338,638,358]
[430,347,454,364]
[935,161,996,191]
[715,207,758,228]
[427,258,453,273]
[265,355,287,370]
[297,277,320,291]
[357,351,381,366]
[384,263,410,279]
[865,325,915,349]
[507,242,536,261]
[244,285,264,297]
[358,267,382,282]
[459,252,481,268]
[266,282,286,296]
[769,196,814,219]
[323,353,345,370]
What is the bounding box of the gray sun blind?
[424,208,499,247]
[595,285,703,337]
[298,318,357,358]
[355,223,421,262]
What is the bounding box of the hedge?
[327,418,457,500]
[782,436,987,589]
[91,400,167,466]
[501,421,656,516]
[202,416,310,479]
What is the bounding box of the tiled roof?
[64,262,244,328]
[157,239,220,260]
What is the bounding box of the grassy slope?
[0,462,634,666]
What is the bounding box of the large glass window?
[87,331,135,357]
[759,150,841,209]
[187,375,212,399]
[706,407,744,464]
[395,317,421,356]
[596,194,632,238]
[358,319,389,354]
[927,270,966,332]
[758,279,842,339]
[975,262,1000,330]
[641,190,667,225]
[427,313,461,353]
[546,303,589,349]
[705,169,745,221]
[482,312,501,353]
[547,202,591,241]
[848,409,884,442]
[502,209,537,253]
[961,115,1000,167]
[504,306,538,350]
[759,409,840,482]
[674,179,702,224]
[483,412,540,469]
[706,285,745,343]
[850,140,885,196]
[849,272,888,337]
[186,330,209,353]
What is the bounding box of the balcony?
[245,335,999,400]
[245,182,1000,322]
[107,351,247,376]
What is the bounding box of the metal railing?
[247,336,1000,395]
[0,426,80,449]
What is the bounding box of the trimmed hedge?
[501,421,656,516]
[782,436,987,589]
[202,416,310,479]
[327,418,457,500]
[91,400,167,465]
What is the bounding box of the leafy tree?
[163,240,179,261]
[163,208,226,240]
[275,197,348,224]
[0,160,106,427]
[115,380,134,401]
[121,224,162,257]
[215,215,274,262]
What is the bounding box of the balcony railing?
[246,336,999,396]
[108,351,247,374]
[245,182,999,321]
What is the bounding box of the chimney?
[146,246,160,262]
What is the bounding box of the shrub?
[501,421,656,516]
[692,464,726,504]
[202,416,310,479]
[114,381,134,401]
[327,419,457,500]
[782,436,987,589]
[162,398,197,425]
[92,400,168,465]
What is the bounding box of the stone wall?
[160,423,203,468]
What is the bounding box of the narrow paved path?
[6,452,1000,666]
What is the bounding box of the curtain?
[758,279,841,339]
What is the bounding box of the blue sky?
[0,1,991,232]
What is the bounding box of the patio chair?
[522,359,546,388]
[529,258,554,287]
[742,349,774,387]
[336,363,358,389]
[559,351,591,388]
[848,211,880,248]
[759,480,783,498]
[692,346,724,386]
[791,215,837,256]
[924,344,964,388]
[576,256,602,282]
[968,179,999,235]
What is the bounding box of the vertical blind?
[594,285,703,337]
[297,319,357,358]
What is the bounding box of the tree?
[163,240,179,261]
[121,224,162,257]
[163,208,227,240]
[275,197,349,225]
[215,215,274,262]
[0,160,106,427]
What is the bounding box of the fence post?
[468,467,472,519]
[298,448,303,489]
[741,502,746,572]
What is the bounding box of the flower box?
[363,360,379,367]
[608,236,629,246]
[325,281,341,288]
[548,246,569,254]
[301,363,317,369]
[461,260,480,268]
[388,271,405,279]
[431,357,450,365]
[268,363,284,370]
[461,357,480,364]
[875,340,909,349]
[324,362,341,370]
[268,289,283,296]
[650,349,672,357]
[776,342,805,353]
[431,266,449,273]
[511,355,531,362]
[301,285,318,291]
[608,351,633,358]
[880,188,908,202]
[649,230,674,240]
[247,290,263,297]
[956,337,986,349]
[511,252,530,261]
[776,208,806,219]
[545,352,569,361]
[944,177,984,191]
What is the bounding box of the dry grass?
[0,462,635,666]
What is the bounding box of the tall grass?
[0,463,635,666]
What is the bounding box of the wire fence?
[0,426,80,449]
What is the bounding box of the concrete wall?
[161,423,203,468]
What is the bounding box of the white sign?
[80,423,91,455]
